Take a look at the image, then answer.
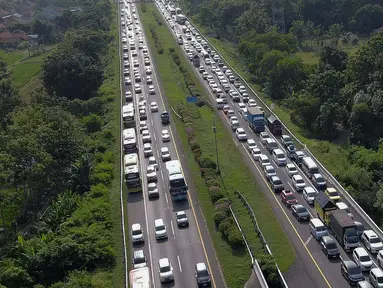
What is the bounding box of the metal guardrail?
[185,18,383,241]
[229,204,269,288]
[235,190,288,288]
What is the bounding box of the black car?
[291,204,310,221]
[341,260,364,285]
[320,236,340,258]
[161,111,169,124]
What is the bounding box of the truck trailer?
[246,107,265,132]
[267,115,282,136]
[329,209,360,251]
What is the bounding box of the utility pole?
[212,116,220,174]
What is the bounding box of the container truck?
[246,107,265,132]
[329,209,360,252]
[176,14,186,25]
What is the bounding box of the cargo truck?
[329,209,360,252]
[267,115,282,136]
[176,14,186,25]
[246,107,265,132]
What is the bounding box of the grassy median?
[139,3,295,287]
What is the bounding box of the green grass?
[296,51,320,65]
[107,6,126,287]
[0,49,26,66]
[139,4,295,287]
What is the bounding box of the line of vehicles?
[121,1,214,287]
[158,1,383,287]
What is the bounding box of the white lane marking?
[288,183,294,191]
[157,150,160,159]
[305,235,313,246]
[151,118,154,126]
[153,132,156,141]
[339,255,344,261]
[171,220,175,239]
[160,169,164,182]
[177,255,183,272]
[233,139,238,146]
[165,192,169,204]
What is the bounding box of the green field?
[139,4,295,287]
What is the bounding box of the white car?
[134,83,142,93]
[148,85,156,95]
[158,258,174,283]
[362,230,383,253]
[146,165,157,182]
[161,129,170,142]
[125,91,132,101]
[124,77,132,85]
[238,103,246,110]
[246,139,257,151]
[353,247,373,271]
[303,187,317,205]
[143,143,153,158]
[286,163,298,177]
[146,67,152,74]
[124,60,130,68]
[292,175,306,192]
[139,121,148,133]
[263,165,276,181]
[235,128,247,141]
[258,154,270,167]
[161,147,171,162]
[260,132,270,144]
[131,223,144,244]
[248,99,257,107]
[123,68,130,76]
[154,219,167,240]
[146,76,153,84]
[142,129,151,143]
[148,156,158,170]
[227,110,235,118]
[148,182,159,199]
[252,148,262,160]
[378,250,383,268]
[133,60,139,67]
[150,102,158,112]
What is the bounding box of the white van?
[272,149,286,166]
[302,157,319,179]
[216,98,224,109]
[309,218,328,240]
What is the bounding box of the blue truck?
[247,107,265,132]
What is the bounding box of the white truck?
[129,267,150,288]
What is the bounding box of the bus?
[129,267,150,288]
[124,153,141,192]
[122,103,135,128]
[123,128,137,153]
[165,160,188,201]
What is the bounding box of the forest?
[182,0,383,226]
[0,0,120,287]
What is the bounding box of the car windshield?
[177,214,186,219]
[317,176,324,182]
[148,185,156,191]
[198,270,209,277]
[377,276,383,283]
[360,255,370,262]
[277,154,285,159]
[317,226,327,231]
[155,225,165,231]
[328,191,338,196]
[286,195,296,200]
[307,192,317,197]
[267,168,275,173]
[370,237,381,243]
[134,256,145,264]
[297,179,305,184]
[274,180,283,185]
[348,266,361,275]
[170,178,186,188]
[289,167,297,172]
[296,207,307,213]
[326,242,337,249]
[160,266,170,273]
[132,230,141,235]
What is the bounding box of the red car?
[281,190,298,207]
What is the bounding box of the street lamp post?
[212,116,220,174]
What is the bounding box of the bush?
[214,197,230,208]
[140,4,146,12]
[197,99,206,107]
[209,186,224,202]
[169,47,175,53]
[213,211,228,226]
[152,11,162,25]
[82,114,103,133]
[227,228,244,248]
[202,168,217,181]
[198,157,217,169]
[218,217,233,235]
[259,255,282,286]
[192,148,202,158]
[190,140,200,151]
[206,179,220,188]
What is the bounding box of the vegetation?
[182,0,383,228]
[0,0,124,287]
[139,4,295,287]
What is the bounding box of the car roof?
[354,247,368,256]
[132,223,141,230]
[304,186,316,193]
[154,218,164,226]
[283,190,293,195]
[237,128,245,132]
[265,165,275,170]
[159,258,170,267]
[364,230,378,237]
[274,148,283,154]
[322,235,335,243]
[343,260,357,268]
[371,267,383,276]
[292,174,303,180]
[271,176,280,181]
[176,211,186,215]
[313,173,323,178]
[286,163,296,168]
[196,262,207,271]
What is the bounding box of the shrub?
[198,157,217,169]
[213,211,228,226]
[218,217,233,235]
[190,140,200,151]
[192,148,202,158]
[82,114,103,133]
[140,4,146,12]
[259,255,281,286]
[88,183,109,198]
[197,99,206,107]
[152,11,162,25]
[214,197,230,208]
[184,122,193,130]
[209,186,224,202]
[202,168,217,181]
[168,47,175,53]
[206,179,220,188]
[227,228,244,248]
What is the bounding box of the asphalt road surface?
[156,2,383,287]
[119,2,226,288]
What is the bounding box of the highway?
[118,1,225,287]
[156,1,383,287]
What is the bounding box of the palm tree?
[68,154,93,194]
